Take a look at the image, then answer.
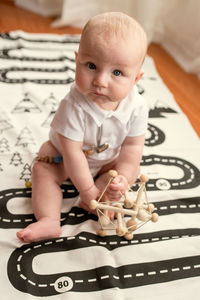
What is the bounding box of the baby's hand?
[106,175,128,201]
[79,184,100,213]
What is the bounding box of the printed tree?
[43,93,58,111]
[20,163,31,182]
[10,152,23,166]
[12,93,41,113]
[41,93,58,127]
[0,119,13,134]
[0,137,10,152]
[41,111,56,128]
[15,127,35,148]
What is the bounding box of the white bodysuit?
[50,83,148,176]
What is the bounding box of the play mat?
[0,31,200,299]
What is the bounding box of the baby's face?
[75,33,143,110]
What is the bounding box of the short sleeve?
[127,97,149,137]
[50,98,85,141]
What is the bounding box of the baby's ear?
[135,71,144,84]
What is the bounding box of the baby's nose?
[93,72,108,88]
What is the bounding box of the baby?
[17,12,148,243]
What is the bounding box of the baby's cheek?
[76,69,87,85]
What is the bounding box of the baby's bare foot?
[107,175,128,200]
[17,218,62,243]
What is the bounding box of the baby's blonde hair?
[80,12,147,65]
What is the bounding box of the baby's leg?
[17,141,67,243]
[106,175,128,200]
[95,158,126,201]
[96,162,140,201]
[95,172,126,201]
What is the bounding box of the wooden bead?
[151,213,159,222]
[116,226,126,237]
[89,200,98,210]
[25,181,32,188]
[108,170,118,178]
[53,156,63,163]
[124,195,134,208]
[142,203,155,212]
[147,203,155,212]
[97,229,107,237]
[36,156,43,162]
[124,232,134,240]
[49,156,54,163]
[84,149,94,157]
[126,218,137,231]
[139,174,149,183]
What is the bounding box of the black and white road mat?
[0,31,200,300]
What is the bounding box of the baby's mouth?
[94,91,105,96]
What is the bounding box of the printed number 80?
[54,276,73,293]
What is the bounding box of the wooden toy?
[89,170,159,240]
[24,153,158,241]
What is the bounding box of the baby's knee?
[31,161,49,178]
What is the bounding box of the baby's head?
[75,12,147,110]
[81,12,147,69]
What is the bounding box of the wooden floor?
[0,0,199,137]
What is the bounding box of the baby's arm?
[58,134,100,209]
[116,135,145,183]
[107,135,145,199]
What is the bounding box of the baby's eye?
[113,69,122,76]
[88,62,96,69]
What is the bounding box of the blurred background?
[0,0,199,135]
[13,0,200,77]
